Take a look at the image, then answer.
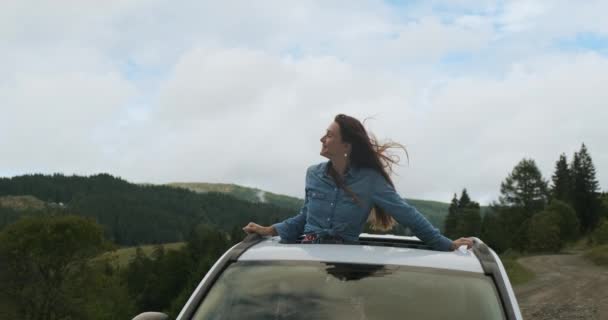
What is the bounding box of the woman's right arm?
[270,195,308,242]
[242,222,278,236]
[242,194,308,241]
[242,167,311,242]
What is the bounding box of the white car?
[134,233,522,320]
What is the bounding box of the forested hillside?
[0,174,294,245]
[0,173,453,247]
[170,182,454,231]
[168,182,305,211]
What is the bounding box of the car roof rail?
[177,233,265,320]
[470,237,519,320]
[357,233,434,250]
[228,233,266,260]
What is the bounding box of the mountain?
[168,182,304,211]
[0,174,294,245]
[169,182,451,231]
[1,174,476,246]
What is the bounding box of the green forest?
[0,174,297,245]
[0,175,295,319]
[172,181,458,233]
[1,143,607,319]
[444,144,608,254]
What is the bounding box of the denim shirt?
[273,162,453,251]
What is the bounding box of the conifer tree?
[551,153,572,203]
[458,189,471,208]
[499,158,548,217]
[459,189,481,237]
[571,144,601,232]
[445,189,481,238]
[444,194,459,238]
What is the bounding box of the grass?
[502,258,536,285]
[584,244,608,267]
[94,242,186,269]
[561,235,608,267]
[500,251,536,286]
[0,195,46,210]
[562,237,593,252]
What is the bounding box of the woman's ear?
[344,143,352,155]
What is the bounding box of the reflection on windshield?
[324,262,389,281]
[193,261,505,320]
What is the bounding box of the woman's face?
[320,122,350,159]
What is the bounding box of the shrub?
[547,200,580,241]
[591,219,608,245]
[584,245,608,266]
[527,210,561,252]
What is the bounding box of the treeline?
[123,224,245,318]
[0,173,296,245]
[445,144,608,253]
[444,189,482,238]
[0,214,244,319]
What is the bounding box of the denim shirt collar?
[316,161,359,181]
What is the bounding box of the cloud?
[398,52,608,203]
[0,68,136,174]
[122,47,417,196]
[1,0,607,205]
[113,47,608,206]
[157,47,295,122]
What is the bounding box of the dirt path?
[514,253,608,319]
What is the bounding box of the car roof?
[238,235,484,273]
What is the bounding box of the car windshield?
[192,261,505,320]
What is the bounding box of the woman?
[243,114,473,251]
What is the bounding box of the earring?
[344,153,348,158]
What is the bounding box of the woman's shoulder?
[306,162,328,174]
[353,166,382,180]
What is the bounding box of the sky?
[1,0,607,204]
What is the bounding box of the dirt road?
[514,253,608,319]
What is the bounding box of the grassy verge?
[500,251,535,286]
[584,244,608,267]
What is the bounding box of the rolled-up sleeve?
[272,168,310,243]
[371,173,453,251]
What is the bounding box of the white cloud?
[0,69,136,174]
[397,52,608,203]
[499,0,547,33]
[405,16,491,51]
[121,47,417,196]
[1,0,607,205]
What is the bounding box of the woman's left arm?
[371,173,454,251]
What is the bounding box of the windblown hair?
[330,114,408,231]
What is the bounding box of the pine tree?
[445,190,481,238]
[444,194,459,238]
[458,189,471,208]
[460,206,482,237]
[481,209,509,253]
[499,158,548,217]
[571,144,601,232]
[460,190,481,237]
[601,193,608,221]
[551,153,572,203]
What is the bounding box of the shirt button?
[330,202,334,206]
[327,218,331,221]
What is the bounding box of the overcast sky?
[1,0,607,204]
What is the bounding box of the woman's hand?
[242,222,277,236]
[450,237,475,251]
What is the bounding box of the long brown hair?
[331,114,408,231]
